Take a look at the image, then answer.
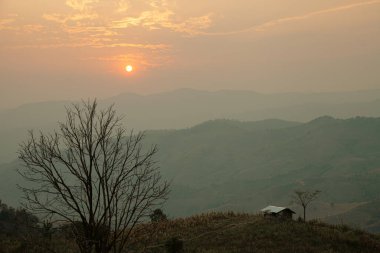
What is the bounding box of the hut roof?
[261,205,296,214]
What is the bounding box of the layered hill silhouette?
[1,88,380,162]
[1,116,380,231]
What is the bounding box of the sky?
[0,0,379,109]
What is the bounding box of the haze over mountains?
[1,88,380,162]
[1,95,380,231]
[1,88,380,231]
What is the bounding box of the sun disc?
[125,65,133,72]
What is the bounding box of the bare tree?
[292,190,320,222]
[18,100,169,253]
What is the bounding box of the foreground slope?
[131,212,380,253]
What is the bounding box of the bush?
[165,237,183,253]
[150,209,168,223]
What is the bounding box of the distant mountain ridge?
[2,116,380,231]
[1,88,380,162]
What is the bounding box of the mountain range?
[1,115,380,231]
[1,88,380,162]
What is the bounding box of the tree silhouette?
[292,190,321,222]
[18,100,169,253]
[150,208,167,222]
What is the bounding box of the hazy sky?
[0,0,379,108]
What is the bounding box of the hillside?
[1,210,379,253]
[326,200,380,233]
[2,116,380,231]
[130,212,380,253]
[145,116,380,230]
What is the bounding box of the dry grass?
[128,212,380,253]
[2,212,380,253]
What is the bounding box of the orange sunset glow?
[0,0,379,108]
[1,2,380,251]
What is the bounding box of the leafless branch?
[18,99,170,253]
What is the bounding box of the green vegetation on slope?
[2,117,380,231]
[144,117,380,230]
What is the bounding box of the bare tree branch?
[18,99,170,253]
[292,189,321,222]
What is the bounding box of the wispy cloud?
[116,0,129,13]
[65,0,98,12]
[255,0,380,32]
[43,13,99,23]
[0,18,44,34]
[3,0,378,50]
[6,41,170,50]
[98,43,170,49]
[83,52,173,70]
[33,0,214,52]
[0,18,16,31]
[112,10,213,35]
[202,0,380,36]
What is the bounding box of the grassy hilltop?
[2,207,380,253]
[129,212,380,253]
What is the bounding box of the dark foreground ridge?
[129,212,380,253]
[1,202,380,252]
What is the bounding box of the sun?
[125,65,133,73]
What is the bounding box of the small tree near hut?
[292,190,321,222]
[18,100,170,253]
[150,208,167,222]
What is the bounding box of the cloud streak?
[0,18,16,31]
[5,42,170,50]
[202,0,380,36]
[111,8,213,35]
[65,0,98,12]
[84,52,172,69]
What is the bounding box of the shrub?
[165,237,183,253]
[150,209,168,222]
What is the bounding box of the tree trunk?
[303,206,306,222]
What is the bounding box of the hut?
[261,205,295,220]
